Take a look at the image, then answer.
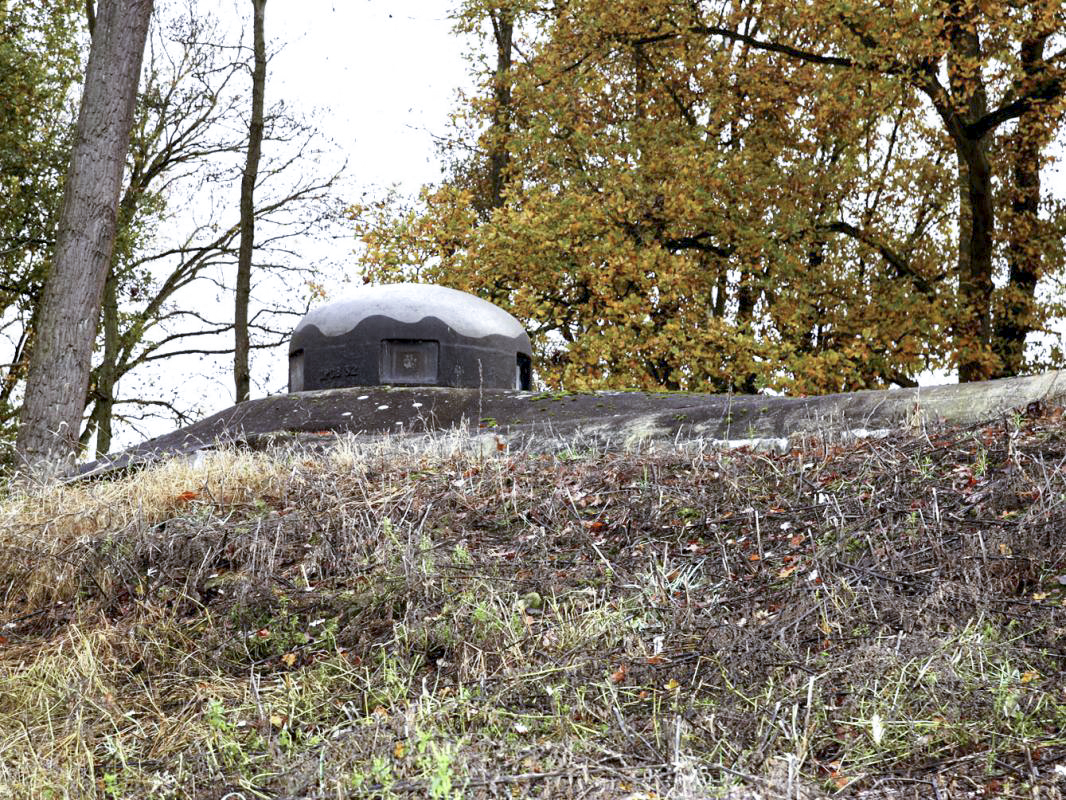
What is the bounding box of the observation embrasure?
[288,283,533,392]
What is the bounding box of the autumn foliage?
[352,0,1066,393]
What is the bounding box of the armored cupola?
[288,283,533,392]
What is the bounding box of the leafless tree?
[235,0,267,403]
[81,3,342,454]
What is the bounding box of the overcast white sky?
[270,1,470,210]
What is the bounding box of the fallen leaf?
[610,664,627,683]
[646,655,665,665]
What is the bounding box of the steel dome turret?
[288,283,533,392]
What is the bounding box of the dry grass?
[0,412,1064,799]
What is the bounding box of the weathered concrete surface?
[77,370,1066,478]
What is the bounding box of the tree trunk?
[92,169,143,455]
[954,138,995,383]
[486,4,513,212]
[735,270,759,393]
[712,263,727,318]
[93,267,120,455]
[992,34,1049,378]
[946,10,994,383]
[235,0,267,404]
[15,0,153,467]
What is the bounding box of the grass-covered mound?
[0,415,1064,799]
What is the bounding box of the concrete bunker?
[288,283,533,392]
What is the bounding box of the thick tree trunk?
[954,139,995,383]
[235,0,266,404]
[15,0,153,467]
[946,11,994,384]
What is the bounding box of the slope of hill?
[1,410,1064,798]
